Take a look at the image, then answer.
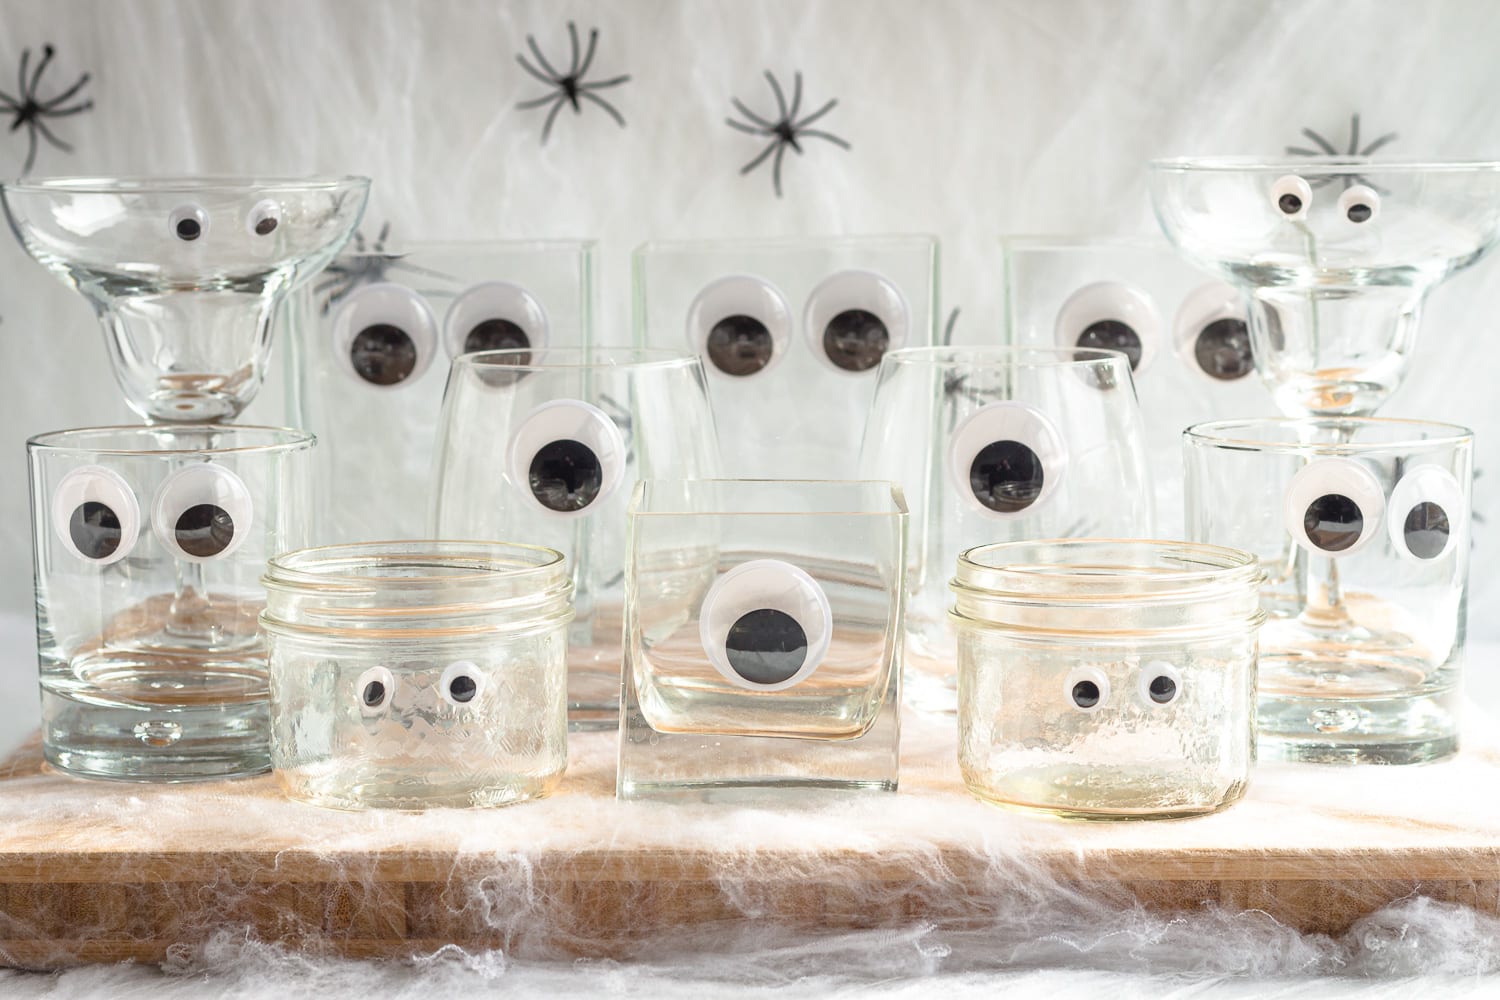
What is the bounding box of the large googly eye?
[1338,185,1380,225]
[1054,281,1159,375]
[1138,663,1182,707]
[330,282,438,388]
[1173,283,1254,382]
[439,661,484,707]
[947,402,1067,518]
[686,275,793,378]
[151,463,253,563]
[168,204,208,242]
[356,665,396,716]
[803,270,909,374]
[50,466,140,565]
[246,199,281,237]
[442,281,549,360]
[699,559,833,692]
[1270,175,1312,221]
[507,399,626,517]
[1065,667,1109,713]
[1387,465,1466,562]
[1283,458,1385,558]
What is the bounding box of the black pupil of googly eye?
[447,673,477,703]
[823,309,890,372]
[464,318,530,357]
[529,439,603,512]
[1194,318,1254,381]
[175,217,202,241]
[969,440,1044,514]
[1076,320,1143,371]
[1278,193,1303,215]
[1148,675,1177,704]
[1346,202,1372,223]
[705,314,774,376]
[1403,501,1451,559]
[1071,680,1100,709]
[362,679,386,707]
[174,503,235,558]
[254,215,278,236]
[725,608,808,686]
[69,500,122,560]
[350,323,418,386]
[1303,493,1363,552]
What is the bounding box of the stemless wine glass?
[430,348,719,729]
[859,346,1153,712]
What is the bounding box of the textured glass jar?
[951,539,1263,820]
[261,541,573,810]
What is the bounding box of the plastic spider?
[726,71,849,198]
[1287,113,1397,190]
[0,45,93,176]
[313,223,450,313]
[515,22,630,144]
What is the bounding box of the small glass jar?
[260,541,573,810]
[950,539,1264,820]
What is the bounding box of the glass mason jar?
[951,539,1264,819]
[260,541,573,810]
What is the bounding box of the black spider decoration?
[313,223,449,313]
[726,71,849,198]
[515,22,630,144]
[1287,113,1397,190]
[0,44,93,176]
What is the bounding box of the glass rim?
[2,175,372,195]
[332,237,597,257]
[1185,417,1473,453]
[633,232,936,254]
[879,345,1131,370]
[26,424,316,456]
[453,347,700,372]
[1149,156,1500,175]
[631,479,909,517]
[957,538,1258,584]
[263,539,567,589]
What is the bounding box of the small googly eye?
[151,463,253,563]
[1338,185,1380,224]
[1283,458,1385,558]
[1270,175,1312,221]
[1387,465,1466,562]
[699,559,833,691]
[1065,667,1109,713]
[330,282,438,388]
[246,199,281,236]
[356,665,396,716]
[439,661,484,707]
[1173,282,1254,382]
[168,204,208,242]
[947,402,1067,518]
[507,399,626,516]
[50,465,140,565]
[1054,281,1159,375]
[1138,663,1182,707]
[803,269,909,374]
[442,281,550,360]
[686,274,793,378]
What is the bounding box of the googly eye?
[442,281,549,360]
[1387,465,1466,562]
[1283,458,1385,558]
[356,665,396,716]
[507,399,626,517]
[1338,185,1380,225]
[686,274,793,378]
[699,559,833,692]
[1065,667,1109,713]
[947,402,1067,518]
[168,204,208,242]
[803,269,909,374]
[1138,663,1182,707]
[245,199,281,237]
[1054,281,1159,375]
[330,282,438,388]
[1270,175,1312,221]
[1173,282,1254,382]
[151,463,253,563]
[50,465,140,565]
[439,660,484,707]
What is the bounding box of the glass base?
[963,767,1247,821]
[276,764,563,810]
[1257,687,1458,765]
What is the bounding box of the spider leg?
[39,72,90,110]
[793,98,837,130]
[540,94,567,143]
[787,72,803,120]
[516,92,563,110]
[578,90,626,128]
[771,141,788,198]
[1285,145,1322,156]
[33,116,73,152]
[38,100,91,118]
[375,222,392,250]
[576,26,599,79]
[17,49,30,102]
[796,128,851,150]
[516,53,558,88]
[725,117,769,136]
[577,74,629,91]
[0,89,20,111]
[28,45,54,97]
[764,70,789,122]
[21,125,37,175]
[1360,132,1398,156]
[729,97,776,130]
[943,307,960,345]
[1347,113,1360,155]
[566,22,582,76]
[739,137,780,175]
[525,35,562,80]
[1300,128,1338,155]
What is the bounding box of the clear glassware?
[951,539,1263,820]
[1149,157,1500,417]
[27,424,314,780]
[261,540,573,810]
[430,348,719,730]
[279,239,596,542]
[1185,417,1472,764]
[858,346,1153,714]
[2,176,370,424]
[619,480,906,800]
[633,235,937,479]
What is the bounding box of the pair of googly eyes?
[1057,281,1253,383]
[1270,176,1380,225]
[356,662,483,715]
[509,399,627,517]
[699,560,833,692]
[168,200,281,242]
[687,270,909,378]
[1284,461,1466,562]
[333,281,546,389]
[51,464,252,565]
[1066,664,1182,713]
[947,402,1066,519]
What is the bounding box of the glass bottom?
[276,763,564,810]
[962,765,1247,820]
[568,644,620,732]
